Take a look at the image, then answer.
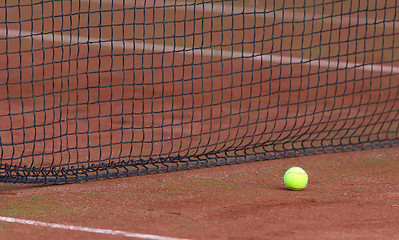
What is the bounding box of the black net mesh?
[0,0,398,183]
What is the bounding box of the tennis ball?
[283,167,308,191]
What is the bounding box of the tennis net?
[0,0,398,183]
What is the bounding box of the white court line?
[2,28,398,74]
[77,0,399,31]
[0,216,190,240]
[180,1,399,31]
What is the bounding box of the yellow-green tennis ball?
[283,167,308,191]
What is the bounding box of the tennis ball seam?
[283,167,308,191]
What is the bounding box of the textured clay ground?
[0,146,398,240]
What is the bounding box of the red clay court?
[0,0,398,239]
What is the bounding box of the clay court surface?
[0,0,398,239]
[0,0,398,169]
[0,146,398,239]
